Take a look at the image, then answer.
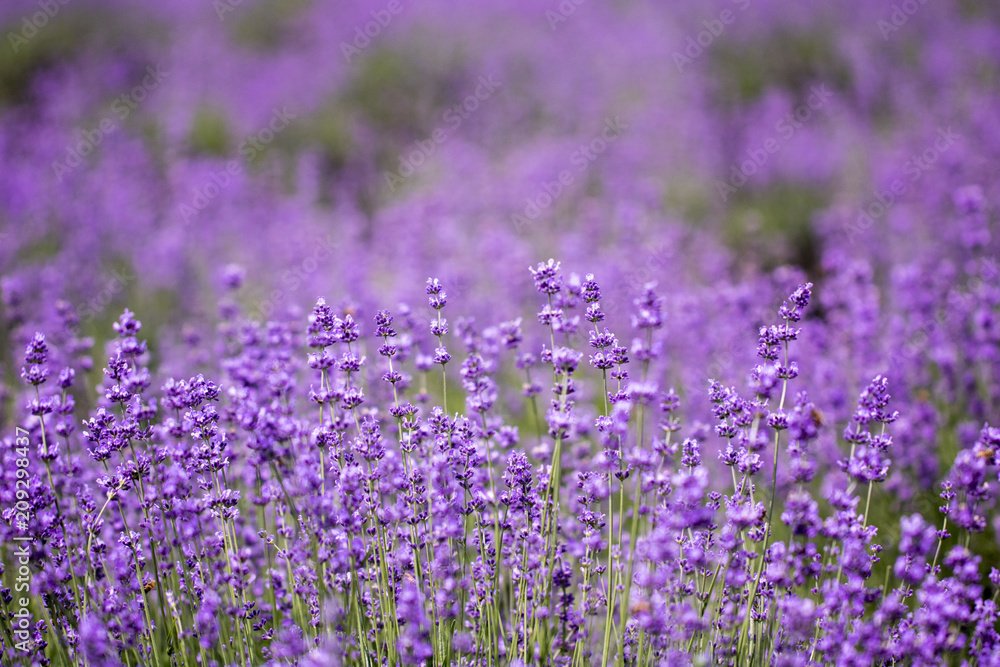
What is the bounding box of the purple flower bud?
[778,283,812,323]
[337,352,365,373]
[551,347,582,374]
[222,263,245,289]
[631,282,664,330]
[425,277,445,296]
[681,438,701,468]
[334,314,360,343]
[433,346,451,365]
[24,332,47,365]
[530,258,563,295]
[342,387,364,409]
[582,273,602,303]
[499,318,523,348]
[20,364,49,386]
[56,367,75,388]
[374,309,396,338]
[767,410,789,431]
[113,308,142,337]
[430,318,448,337]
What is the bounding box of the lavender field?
[1,0,999,665]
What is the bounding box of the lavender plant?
[3,263,1000,666]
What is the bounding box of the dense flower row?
[2,260,1000,666]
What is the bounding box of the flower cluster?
[3,267,1000,667]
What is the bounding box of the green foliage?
[227,0,312,51]
[187,106,233,157]
[709,28,852,107]
[723,183,827,273]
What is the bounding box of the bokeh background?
[1,0,999,500]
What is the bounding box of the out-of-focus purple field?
[1,0,999,665]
